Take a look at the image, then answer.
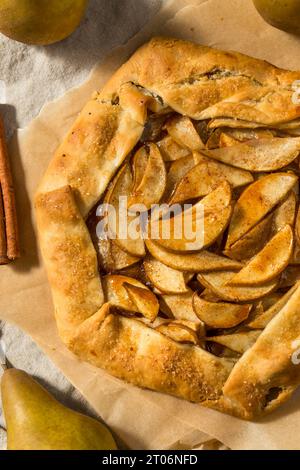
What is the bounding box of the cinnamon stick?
[0,115,20,262]
[0,185,8,265]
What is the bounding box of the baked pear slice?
[168,157,253,204]
[280,266,300,288]
[224,213,273,261]
[128,143,166,210]
[123,282,159,322]
[271,192,296,234]
[97,238,140,272]
[171,320,204,336]
[163,155,195,201]
[224,128,274,142]
[193,293,252,329]
[152,181,232,252]
[206,129,222,149]
[197,271,278,302]
[143,256,189,294]
[159,289,201,323]
[277,119,300,130]
[226,173,298,248]
[202,137,300,172]
[208,118,267,130]
[291,242,300,265]
[157,135,190,162]
[165,115,205,151]
[219,133,240,148]
[296,206,300,246]
[131,146,148,190]
[145,239,242,272]
[228,225,294,287]
[247,282,300,329]
[156,322,200,345]
[105,164,145,258]
[207,330,261,354]
[103,275,154,313]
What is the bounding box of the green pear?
[0,0,88,45]
[1,368,117,450]
[253,0,300,35]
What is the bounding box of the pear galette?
[35,38,300,420]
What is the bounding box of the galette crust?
[35,37,300,420]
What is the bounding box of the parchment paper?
[1,0,300,450]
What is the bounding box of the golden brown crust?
[35,37,300,420]
[37,99,145,218]
[102,38,300,124]
[70,303,234,403]
[220,284,300,419]
[35,186,104,343]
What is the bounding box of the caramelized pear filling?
[86,106,300,359]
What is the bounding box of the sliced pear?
[105,164,145,257]
[200,289,222,302]
[156,322,199,345]
[247,283,300,329]
[280,266,300,288]
[159,289,202,323]
[153,182,232,252]
[246,302,264,325]
[291,242,300,265]
[163,155,195,201]
[168,158,253,205]
[197,271,278,302]
[143,256,188,294]
[226,173,298,248]
[260,292,283,310]
[157,135,190,162]
[131,146,148,190]
[123,282,159,322]
[208,118,266,130]
[245,295,282,328]
[171,320,204,336]
[219,133,240,147]
[206,129,222,149]
[202,137,300,172]
[97,238,140,272]
[278,119,300,130]
[165,115,205,151]
[272,192,296,234]
[209,117,300,131]
[206,342,241,359]
[224,213,273,261]
[228,225,294,287]
[226,128,274,141]
[171,319,206,345]
[285,128,300,137]
[128,143,166,210]
[192,293,251,329]
[145,238,242,272]
[118,263,148,284]
[296,207,300,246]
[207,331,261,354]
[103,275,151,312]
